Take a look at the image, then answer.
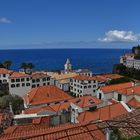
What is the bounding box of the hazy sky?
[0,0,140,49]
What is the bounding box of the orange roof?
[100,82,133,94]
[32,116,50,125]
[24,85,73,106]
[78,103,128,123]
[100,74,123,79]
[0,68,13,74]
[31,72,50,79]
[9,72,30,78]
[127,97,140,108]
[24,105,55,114]
[71,95,103,108]
[24,96,102,114]
[73,75,96,81]
[117,85,140,96]
[1,122,105,140]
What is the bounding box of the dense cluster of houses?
[0,59,140,139]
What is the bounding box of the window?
[47,77,50,81]
[21,78,25,82]
[93,90,96,93]
[11,84,15,88]
[16,79,20,82]
[37,84,39,87]
[47,82,50,85]
[93,85,96,88]
[32,85,36,88]
[99,93,102,99]
[22,83,25,87]
[32,79,35,83]
[3,74,6,77]
[88,85,91,88]
[16,84,20,87]
[26,78,30,81]
[43,78,46,81]
[26,83,30,86]
[43,83,46,86]
[36,79,40,82]
[11,79,15,83]
[88,81,91,84]
[84,86,87,89]
[118,94,122,101]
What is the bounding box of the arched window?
[11,84,15,88]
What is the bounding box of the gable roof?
[9,72,30,78]
[78,102,128,123]
[100,82,133,94]
[73,75,96,81]
[1,122,105,140]
[31,72,50,79]
[24,96,102,114]
[0,68,13,74]
[117,85,140,96]
[24,85,73,106]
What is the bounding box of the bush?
[109,77,131,85]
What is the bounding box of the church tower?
[64,58,72,73]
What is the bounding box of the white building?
[0,68,13,84]
[70,75,98,97]
[48,72,78,92]
[75,69,93,76]
[64,58,72,73]
[31,72,50,88]
[120,53,140,70]
[9,72,32,97]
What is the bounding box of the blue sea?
[0,49,131,74]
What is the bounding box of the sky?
[0,0,140,49]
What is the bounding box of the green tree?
[0,94,24,114]
[3,60,12,69]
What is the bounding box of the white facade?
[31,76,50,88]
[0,73,10,84]
[120,54,140,70]
[70,78,98,97]
[9,76,32,97]
[64,58,72,73]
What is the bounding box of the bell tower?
[64,58,72,73]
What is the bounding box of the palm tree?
[20,62,35,74]
[20,63,28,73]
[3,60,12,69]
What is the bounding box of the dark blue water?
[0,49,131,73]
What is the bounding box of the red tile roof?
[127,97,140,108]
[100,82,133,94]
[24,85,73,106]
[0,122,105,140]
[71,95,103,108]
[31,72,50,79]
[24,96,102,114]
[73,75,96,81]
[9,72,30,78]
[0,68,13,74]
[117,85,140,96]
[78,102,128,123]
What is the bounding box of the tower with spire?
[64,58,72,73]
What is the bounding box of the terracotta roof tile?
[73,75,96,81]
[24,85,73,106]
[78,103,128,123]
[31,72,50,79]
[100,82,133,94]
[0,122,105,140]
[9,72,30,78]
[127,97,140,108]
[0,68,13,74]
